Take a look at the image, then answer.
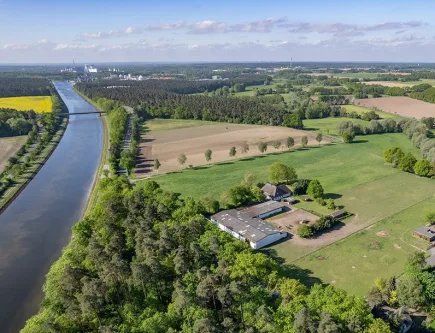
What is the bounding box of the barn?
[210,209,287,249]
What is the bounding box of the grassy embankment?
[0,96,53,113]
[136,117,435,296]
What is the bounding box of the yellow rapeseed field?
[0,96,52,113]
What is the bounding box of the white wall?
[251,232,287,249]
[257,207,283,219]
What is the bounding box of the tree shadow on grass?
[324,193,342,200]
[304,127,320,131]
[216,161,235,166]
[261,245,322,287]
[350,139,369,144]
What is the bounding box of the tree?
[405,251,426,273]
[397,275,424,308]
[297,224,313,238]
[316,133,323,145]
[286,136,295,150]
[269,162,297,184]
[301,136,308,148]
[153,159,161,171]
[293,307,316,333]
[242,173,257,187]
[178,153,187,166]
[283,113,303,129]
[341,131,355,143]
[205,149,212,163]
[120,150,136,175]
[426,211,435,225]
[398,152,416,173]
[272,140,281,150]
[258,141,268,154]
[414,159,433,177]
[366,287,384,308]
[229,146,237,158]
[241,141,250,154]
[383,147,404,163]
[364,319,392,333]
[318,312,340,333]
[307,179,324,199]
[326,198,336,210]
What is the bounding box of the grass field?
[303,117,369,136]
[0,96,52,113]
[0,136,27,172]
[294,196,435,296]
[145,118,216,131]
[342,105,402,120]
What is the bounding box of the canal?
[0,81,103,332]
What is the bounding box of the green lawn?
[303,117,369,136]
[332,73,384,79]
[403,80,435,86]
[294,196,435,296]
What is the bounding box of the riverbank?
[73,88,111,216]
[0,118,68,215]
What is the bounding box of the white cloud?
[81,27,144,39]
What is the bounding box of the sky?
[0,0,434,63]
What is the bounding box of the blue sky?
[0,0,434,63]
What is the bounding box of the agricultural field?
[0,96,52,113]
[303,117,368,136]
[361,81,416,88]
[355,96,435,119]
[139,120,435,296]
[0,136,26,172]
[135,119,328,176]
[342,104,403,120]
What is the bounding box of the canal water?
[0,81,103,332]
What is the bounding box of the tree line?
[0,77,52,98]
[22,176,392,332]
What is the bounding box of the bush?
[414,159,434,177]
[383,147,404,164]
[293,179,311,195]
[341,131,355,143]
[312,216,337,232]
[307,179,324,199]
[297,224,313,238]
[398,152,417,173]
[326,198,336,210]
[316,197,326,206]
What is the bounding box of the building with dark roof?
[329,210,346,219]
[413,226,435,242]
[261,183,292,201]
[240,201,285,219]
[210,209,287,249]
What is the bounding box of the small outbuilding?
[329,210,346,219]
[261,183,292,201]
[413,226,435,242]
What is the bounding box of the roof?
[211,209,283,243]
[329,210,346,218]
[426,254,435,266]
[414,226,435,239]
[261,183,291,197]
[240,201,284,218]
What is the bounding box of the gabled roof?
[211,209,283,243]
[261,183,291,197]
[414,226,435,238]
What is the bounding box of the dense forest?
[0,77,52,97]
[22,178,392,333]
[0,108,36,137]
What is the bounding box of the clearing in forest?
[355,96,435,119]
[0,136,27,172]
[0,96,52,113]
[135,119,329,176]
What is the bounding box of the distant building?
[261,183,292,201]
[84,64,98,73]
[210,209,287,249]
[212,75,222,80]
[413,226,435,242]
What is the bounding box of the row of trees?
[0,77,51,98]
[107,107,129,173]
[0,108,37,137]
[384,147,434,177]
[22,177,392,332]
[119,114,141,175]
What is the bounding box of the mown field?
[0,136,27,172]
[342,104,402,120]
[137,116,435,296]
[0,96,52,113]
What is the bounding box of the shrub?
[312,216,337,232]
[341,131,355,143]
[414,159,433,177]
[316,197,326,206]
[297,224,313,238]
[383,147,404,163]
[293,179,311,195]
[426,211,435,225]
[398,152,417,173]
[326,198,336,210]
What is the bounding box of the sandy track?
[355,97,435,119]
[0,136,26,172]
[136,123,329,176]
